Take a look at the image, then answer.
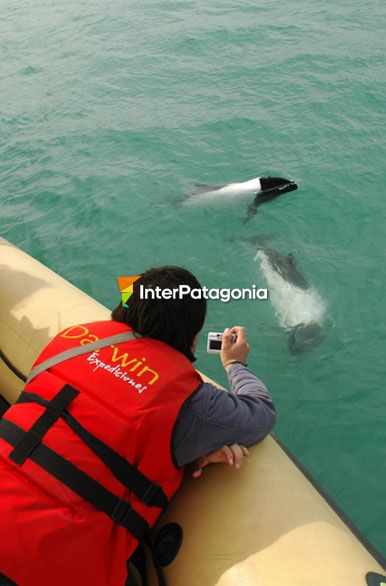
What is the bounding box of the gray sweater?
[172,363,276,468]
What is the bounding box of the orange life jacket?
[0,320,202,586]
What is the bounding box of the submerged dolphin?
[257,246,325,353]
[184,176,298,221]
[235,236,324,353]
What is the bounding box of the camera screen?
[209,339,222,350]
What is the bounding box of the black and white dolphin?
[234,236,325,353]
[184,176,298,221]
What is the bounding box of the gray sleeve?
[172,363,276,468]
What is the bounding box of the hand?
[221,326,250,370]
[191,444,250,478]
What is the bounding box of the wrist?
[222,359,248,370]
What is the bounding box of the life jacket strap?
[0,572,18,586]
[9,384,78,466]
[26,330,137,384]
[0,395,10,418]
[0,417,149,542]
[16,388,168,510]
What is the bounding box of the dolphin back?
[264,248,310,291]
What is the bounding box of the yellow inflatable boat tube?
[0,236,385,586]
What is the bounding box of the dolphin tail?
[288,323,325,354]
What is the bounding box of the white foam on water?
[255,250,325,329]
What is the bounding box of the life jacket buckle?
[142,482,162,508]
[112,499,133,526]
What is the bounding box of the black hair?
[112,266,207,362]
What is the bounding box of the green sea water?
[1,0,385,558]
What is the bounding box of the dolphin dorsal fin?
[194,183,222,193]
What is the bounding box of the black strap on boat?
[0,347,27,382]
[15,389,168,510]
[0,417,149,542]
